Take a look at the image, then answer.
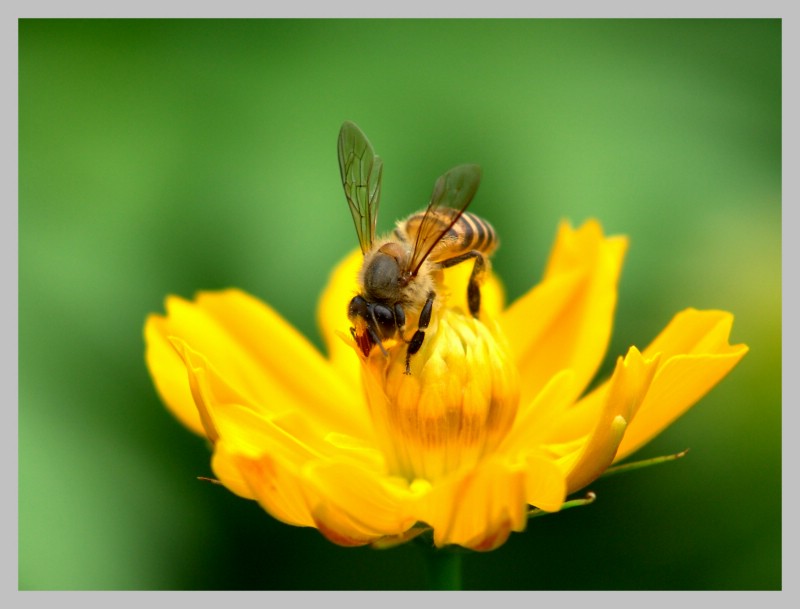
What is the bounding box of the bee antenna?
[367,326,389,358]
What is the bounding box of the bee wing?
[338,121,383,254]
[407,163,482,276]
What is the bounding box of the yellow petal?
[169,337,223,443]
[174,338,307,519]
[305,462,419,545]
[144,313,205,436]
[173,339,352,526]
[174,339,410,539]
[482,273,505,320]
[417,454,565,551]
[501,220,628,405]
[148,290,370,439]
[614,309,749,461]
[194,289,371,437]
[234,453,316,528]
[370,526,429,549]
[237,455,419,547]
[209,442,255,500]
[419,457,524,551]
[499,369,578,456]
[147,295,292,435]
[171,337,371,464]
[522,453,568,513]
[316,249,363,390]
[559,347,661,493]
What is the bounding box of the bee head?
[348,295,395,358]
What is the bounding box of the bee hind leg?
[440,250,486,317]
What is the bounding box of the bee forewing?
[338,121,383,254]
[407,163,482,275]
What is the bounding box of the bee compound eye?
[348,295,368,320]
[372,304,397,339]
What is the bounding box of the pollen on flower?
[359,306,520,482]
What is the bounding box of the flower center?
[360,306,520,482]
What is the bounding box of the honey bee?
[338,121,499,374]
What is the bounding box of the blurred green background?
[19,19,780,590]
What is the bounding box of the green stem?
[419,546,463,590]
[601,448,690,478]
[527,491,597,519]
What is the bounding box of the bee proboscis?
[338,121,498,374]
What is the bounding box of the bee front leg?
[404,292,435,374]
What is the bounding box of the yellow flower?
[144,219,747,552]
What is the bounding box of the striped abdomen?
[401,207,499,263]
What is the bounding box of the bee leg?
[466,252,486,317]
[440,250,486,317]
[404,292,435,374]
